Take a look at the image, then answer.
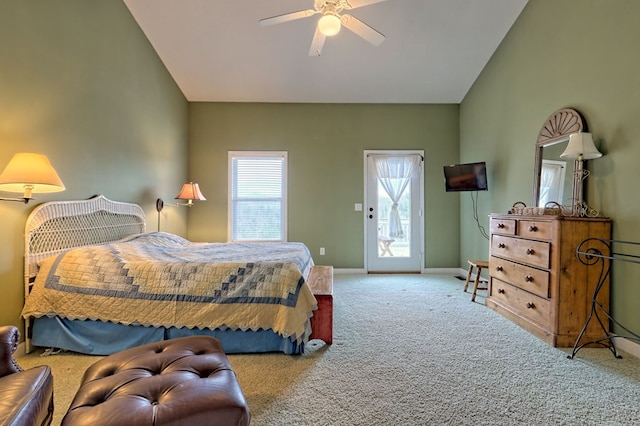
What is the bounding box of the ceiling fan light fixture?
[318,14,341,36]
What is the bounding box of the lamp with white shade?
[0,153,65,203]
[560,132,603,217]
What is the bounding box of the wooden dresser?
[487,214,612,347]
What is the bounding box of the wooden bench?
[307,265,333,345]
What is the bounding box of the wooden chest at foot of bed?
[308,266,333,345]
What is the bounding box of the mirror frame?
[532,108,587,212]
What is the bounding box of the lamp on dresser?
[560,132,603,217]
[0,152,65,203]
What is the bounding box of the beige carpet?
[17,274,640,425]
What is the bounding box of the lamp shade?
[560,133,603,160]
[318,14,341,36]
[175,182,206,201]
[0,153,65,195]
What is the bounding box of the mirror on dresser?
[532,108,586,212]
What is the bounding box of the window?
[228,151,287,241]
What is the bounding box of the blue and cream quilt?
[22,232,317,344]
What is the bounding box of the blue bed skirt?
[31,317,304,355]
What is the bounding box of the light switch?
[354,203,363,211]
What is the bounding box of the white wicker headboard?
[24,195,146,291]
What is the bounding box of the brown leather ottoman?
[62,336,250,426]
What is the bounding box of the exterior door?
[365,150,424,272]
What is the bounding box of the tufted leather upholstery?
[0,325,54,426]
[62,335,250,426]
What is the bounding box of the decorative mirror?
[532,108,586,213]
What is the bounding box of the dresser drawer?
[490,218,516,236]
[491,235,551,269]
[490,278,552,329]
[489,256,550,298]
[517,219,554,241]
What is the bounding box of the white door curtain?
[372,154,422,238]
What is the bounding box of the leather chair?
[0,325,54,426]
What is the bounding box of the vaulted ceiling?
[123,0,528,103]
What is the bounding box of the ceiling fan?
[259,0,388,56]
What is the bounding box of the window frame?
[227,151,288,242]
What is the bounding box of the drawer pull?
[497,223,505,229]
[529,225,538,232]
[496,265,503,272]
[526,248,535,255]
[498,288,505,294]
[498,243,506,249]
[525,275,533,282]
[526,302,536,309]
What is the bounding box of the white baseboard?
[613,337,640,359]
[333,268,366,274]
[333,268,466,275]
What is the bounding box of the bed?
[21,195,317,355]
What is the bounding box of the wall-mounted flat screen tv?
[443,161,488,192]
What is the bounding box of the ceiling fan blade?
[341,14,385,46]
[259,9,316,26]
[345,0,388,10]
[309,26,327,56]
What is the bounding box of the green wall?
[461,0,640,333]
[0,1,189,331]
[188,103,460,269]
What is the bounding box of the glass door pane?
[377,181,410,258]
[377,182,411,257]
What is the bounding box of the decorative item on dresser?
[486,214,612,347]
[559,132,603,217]
[533,108,587,215]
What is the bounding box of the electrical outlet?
[320,247,325,255]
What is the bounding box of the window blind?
[229,152,287,241]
